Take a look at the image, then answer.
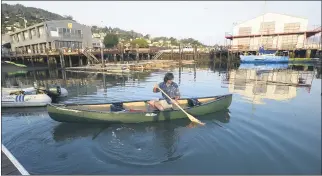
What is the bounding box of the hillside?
[1,3,205,46]
[1,3,73,33]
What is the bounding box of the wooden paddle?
[156,86,205,126]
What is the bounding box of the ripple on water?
[90,123,187,167]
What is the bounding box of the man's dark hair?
[164,72,174,82]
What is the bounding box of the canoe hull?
[47,94,233,124]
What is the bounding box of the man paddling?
[148,72,181,111]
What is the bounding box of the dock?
[66,60,196,72]
[1,145,29,175]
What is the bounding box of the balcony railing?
[228,43,321,51]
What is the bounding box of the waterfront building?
[225,13,321,53]
[9,20,93,54]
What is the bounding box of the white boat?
[2,87,68,98]
[2,94,52,108]
[1,86,68,108]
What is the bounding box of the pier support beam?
[31,56,34,67]
[47,57,50,68]
[169,49,172,60]
[59,54,65,68]
[179,44,182,61]
[69,55,72,67]
[114,54,117,63]
[79,57,83,66]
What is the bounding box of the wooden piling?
[79,57,83,66]
[179,44,182,62]
[31,56,34,67]
[114,54,117,63]
[59,53,65,68]
[193,45,196,60]
[101,47,104,68]
[69,55,72,67]
[47,57,50,68]
[171,48,174,60]
[46,53,50,68]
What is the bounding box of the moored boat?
[4,61,27,67]
[47,94,233,124]
[2,94,52,108]
[2,86,68,98]
[240,47,289,63]
[240,54,289,63]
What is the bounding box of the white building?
[225,13,321,51]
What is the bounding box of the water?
[1,62,321,174]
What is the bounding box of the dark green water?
[1,62,321,174]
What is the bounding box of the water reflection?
[2,61,319,105]
[51,110,230,166]
[222,63,316,104]
[1,62,320,174]
[52,109,230,142]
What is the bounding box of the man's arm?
[153,84,160,93]
[173,86,181,103]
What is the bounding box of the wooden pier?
[1,45,224,67]
[1,145,29,175]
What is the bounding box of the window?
[18,33,23,41]
[259,36,273,48]
[260,22,275,34]
[55,41,59,48]
[38,26,44,36]
[239,27,252,35]
[50,27,57,31]
[58,28,63,35]
[237,38,250,49]
[281,35,298,49]
[284,23,300,33]
[76,30,82,37]
[23,31,29,40]
[274,85,289,94]
[253,83,267,95]
[31,28,36,36]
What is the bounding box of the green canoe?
[47,94,233,124]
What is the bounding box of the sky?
[3,1,321,45]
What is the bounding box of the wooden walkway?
[1,145,29,175]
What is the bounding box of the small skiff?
[47,94,233,124]
[2,87,68,98]
[1,86,67,108]
[2,94,52,108]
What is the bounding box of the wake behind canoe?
[47,94,233,124]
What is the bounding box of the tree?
[144,34,150,39]
[180,38,204,46]
[103,33,119,48]
[63,15,73,20]
[169,37,179,46]
[131,38,149,48]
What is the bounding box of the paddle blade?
[187,114,205,126]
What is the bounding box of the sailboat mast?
[259,0,266,53]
